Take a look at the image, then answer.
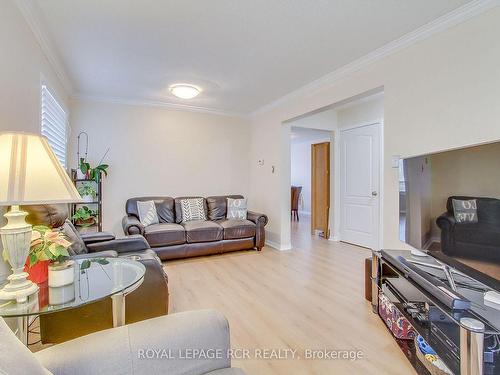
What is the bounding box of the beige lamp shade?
[0,132,82,205]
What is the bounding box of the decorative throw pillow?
[137,200,159,226]
[227,198,247,220]
[181,198,207,222]
[60,219,87,255]
[452,199,478,223]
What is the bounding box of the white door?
[340,123,381,249]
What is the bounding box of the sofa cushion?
[206,195,244,221]
[218,219,256,240]
[182,220,223,243]
[175,197,208,223]
[144,223,186,247]
[126,197,175,223]
[454,223,500,247]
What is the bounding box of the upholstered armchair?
[1,310,245,375]
[21,204,169,343]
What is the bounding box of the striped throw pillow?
[181,198,207,222]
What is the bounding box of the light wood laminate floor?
[164,217,415,375]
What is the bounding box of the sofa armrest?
[87,235,150,254]
[436,212,456,230]
[122,215,145,236]
[71,250,118,260]
[80,231,116,245]
[35,310,232,375]
[247,211,268,226]
[247,211,268,251]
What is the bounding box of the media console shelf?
[371,249,500,375]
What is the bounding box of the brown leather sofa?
[22,204,169,344]
[122,195,268,260]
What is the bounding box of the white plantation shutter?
[41,84,68,168]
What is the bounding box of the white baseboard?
[328,235,340,242]
[265,239,292,251]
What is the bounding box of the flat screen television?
[399,141,500,284]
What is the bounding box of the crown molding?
[251,0,500,117]
[15,0,73,94]
[72,93,245,118]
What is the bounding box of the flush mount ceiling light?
[169,84,201,99]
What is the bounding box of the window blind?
[41,84,67,168]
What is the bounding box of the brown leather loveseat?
[122,195,268,260]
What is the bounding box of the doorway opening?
[285,90,384,250]
[290,126,333,242]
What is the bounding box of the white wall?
[0,0,68,134]
[336,94,384,129]
[68,99,251,234]
[0,0,69,282]
[249,7,500,249]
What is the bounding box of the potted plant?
[77,182,97,203]
[72,206,97,227]
[79,158,109,183]
[24,226,72,284]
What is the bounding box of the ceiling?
[30,0,472,114]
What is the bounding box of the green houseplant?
[22,226,72,284]
[79,158,109,183]
[72,206,97,227]
[77,182,97,203]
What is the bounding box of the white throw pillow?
[181,198,206,222]
[227,198,247,220]
[137,200,159,226]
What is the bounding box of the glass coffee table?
[0,257,145,345]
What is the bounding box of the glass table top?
[0,257,145,318]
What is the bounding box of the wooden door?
[340,123,380,249]
[311,142,330,238]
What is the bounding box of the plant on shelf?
[79,158,109,182]
[72,206,98,227]
[21,226,72,284]
[77,182,97,203]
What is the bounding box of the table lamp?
[0,132,82,302]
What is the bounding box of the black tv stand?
[371,249,500,375]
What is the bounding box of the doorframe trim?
[336,119,384,250]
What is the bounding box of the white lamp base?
[0,277,38,303]
[0,205,39,303]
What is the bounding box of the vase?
[48,260,75,287]
[49,283,75,305]
[25,260,49,284]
